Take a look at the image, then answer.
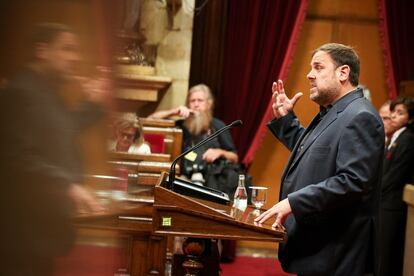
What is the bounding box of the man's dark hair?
[28,22,73,60]
[390,97,414,126]
[31,22,73,45]
[313,43,360,87]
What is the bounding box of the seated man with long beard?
[148,84,238,184]
[149,83,240,267]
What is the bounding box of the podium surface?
[152,172,286,242]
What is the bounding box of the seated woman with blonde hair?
[109,113,151,154]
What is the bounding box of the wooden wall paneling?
[130,235,167,276]
[400,81,414,98]
[307,0,378,20]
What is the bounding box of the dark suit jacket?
[382,127,414,210]
[268,89,384,276]
[378,127,414,276]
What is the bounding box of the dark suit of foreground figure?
[0,23,103,275]
[256,43,384,276]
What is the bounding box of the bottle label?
[233,198,247,211]
[236,199,248,211]
[233,184,248,211]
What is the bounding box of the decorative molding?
[116,74,172,102]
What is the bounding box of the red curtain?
[378,0,414,99]
[216,0,308,165]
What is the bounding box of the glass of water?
[249,186,268,211]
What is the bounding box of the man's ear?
[34,42,49,60]
[337,65,350,82]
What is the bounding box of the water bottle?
[233,174,248,211]
[164,251,173,276]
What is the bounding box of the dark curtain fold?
[378,0,414,99]
[216,0,308,164]
[189,0,229,99]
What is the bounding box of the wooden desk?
[75,172,286,276]
[140,117,176,128]
[74,197,166,276]
[152,172,286,275]
[153,173,286,242]
[107,152,177,191]
[108,152,171,162]
[403,184,414,275]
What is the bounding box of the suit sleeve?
[287,111,384,223]
[72,100,104,131]
[267,112,305,151]
[0,89,73,187]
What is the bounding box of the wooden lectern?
[74,172,286,276]
[153,172,286,241]
[152,172,286,275]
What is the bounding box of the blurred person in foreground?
[378,100,394,143]
[255,43,384,276]
[379,97,414,276]
[109,112,151,154]
[0,23,105,275]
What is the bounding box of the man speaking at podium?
[256,43,384,276]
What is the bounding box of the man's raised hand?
[271,80,303,119]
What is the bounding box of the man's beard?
[310,85,339,106]
[183,110,212,136]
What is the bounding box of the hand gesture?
[80,66,112,104]
[68,184,104,214]
[82,77,110,103]
[254,198,292,228]
[271,80,303,119]
[174,106,194,118]
[202,148,222,163]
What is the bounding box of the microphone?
[167,119,243,189]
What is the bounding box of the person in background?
[148,83,238,179]
[255,43,384,276]
[149,84,240,264]
[0,23,104,275]
[379,97,414,276]
[109,112,151,154]
[379,100,394,143]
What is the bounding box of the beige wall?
[244,0,388,251]
[143,0,195,111]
